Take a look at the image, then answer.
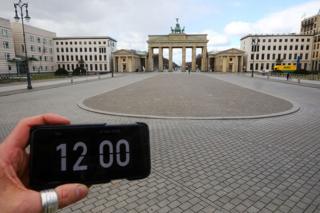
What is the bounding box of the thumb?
[55,184,89,208]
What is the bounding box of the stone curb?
[78,101,300,121]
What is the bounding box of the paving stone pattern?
[0,73,320,212]
[83,73,293,117]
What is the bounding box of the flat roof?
[54,36,117,42]
[241,34,314,40]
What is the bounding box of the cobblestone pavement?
[0,73,320,213]
[83,73,293,118]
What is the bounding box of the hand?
[0,113,89,213]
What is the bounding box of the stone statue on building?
[170,18,185,34]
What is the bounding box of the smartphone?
[29,123,151,190]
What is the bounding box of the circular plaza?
[80,73,298,119]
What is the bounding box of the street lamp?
[14,0,32,89]
[251,36,259,78]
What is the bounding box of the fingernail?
[76,184,88,197]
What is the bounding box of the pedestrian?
[286,73,290,81]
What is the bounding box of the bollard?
[298,78,300,84]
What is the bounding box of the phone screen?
[29,123,150,190]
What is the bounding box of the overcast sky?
[1,0,320,60]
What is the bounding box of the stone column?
[159,47,163,71]
[144,57,147,72]
[234,56,239,72]
[148,47,153,71]
[128,56,132,72]
[222,56,227,72]
[113,56,116,72]
[118,57,122,72]
[201,46,208,72]
[240,56,243,72]
[182,47,186,72]
[192,46,196,72]
[169,47,173,72]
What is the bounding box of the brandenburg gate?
[147,19,208,72]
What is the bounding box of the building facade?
[147,19,208,72]
[240,34,313,72]
[0,18,16,74]
[113,49,147,72]
[208,48,245,72]
[53,37,117,73]
[301,11,320,71]
[11,22,56,73]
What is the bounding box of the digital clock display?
[29,123,150,190]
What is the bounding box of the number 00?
[99,139,130,168]
[56,140,130,171]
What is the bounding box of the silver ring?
[40,189,59,213]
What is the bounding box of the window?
[301,45,304,50]
[37,37,41,43]
[250,63,253,70]
[256,54,259,60]
[266,63,269,70]
[76,55,79,61]
[94,48,97,52]
[3,41,9,49]
[30,36,34,42]
[267,46,271,51]
[89,48,92,52]
[85,48,87,52]
[305,53,309,60]
[66,55,69,61]
[99,55,102,61]
[289,45,293,50]
[273,39,277,42]
[61,55,65,61]
[104,55,107,60]
[272,54,275,60]
[84,41,87,45]
[66,48,69,53]
[294,53,297,59]
[70,48,73,52]
[284,46,287,51]
[90,55,92,61]
[75,48,78,52]
[85,55,88,61]
[284,39,288,42]
[279,39,282,42]
[80,48,82,52]
[262,46,265,51]
[38,47,42,53]
[255,63,258,70]
[283,54,286,60]
[71,55,74,61]
[278,46,282,51]
[261,54,264,60]
[61,48,64,53]
[273,46,276,50]
[94,55,97,61]
[95,64,98,70]
[295,45,298,50]
[4,53,10,60]
[267,54,270,60]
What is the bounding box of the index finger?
[4,113,70,149]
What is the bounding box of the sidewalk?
[245,73,320,89]
[0,73,115,95]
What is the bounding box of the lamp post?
[251,37,259,78]
[14,0,32,89]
